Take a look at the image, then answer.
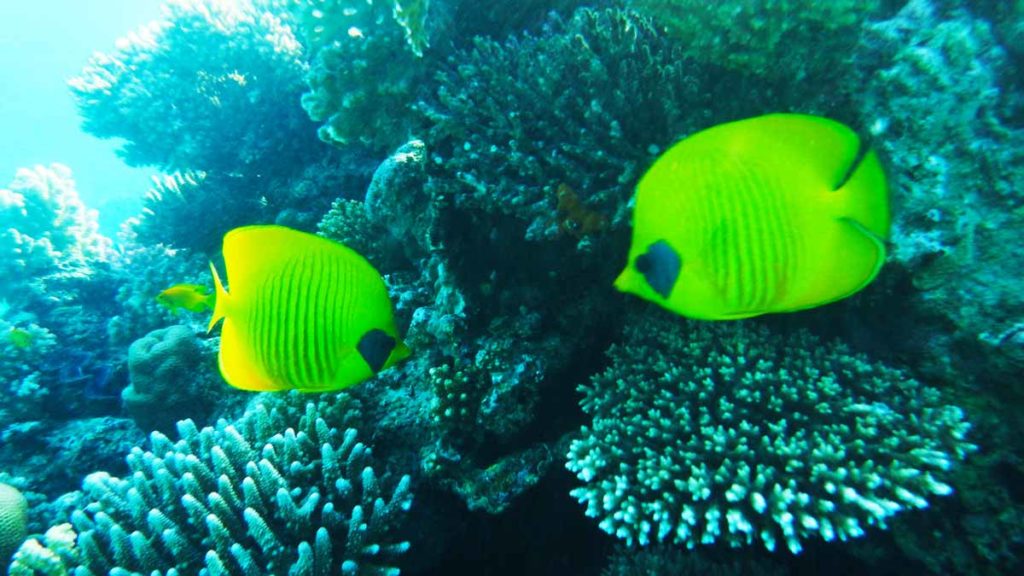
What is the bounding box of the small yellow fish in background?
[207,225,411,392]
[615,113,890,320]
[7,327,33,349]
[156,284,215,314]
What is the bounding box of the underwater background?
[0,0,1022,574]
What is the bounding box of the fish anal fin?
[794,217,886,311]
[831,148,890,240]
[217,319,285,392]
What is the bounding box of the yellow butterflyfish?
[7,327,33,349]
[615,113,890,320]
[156,284,214,314]
[207,225,410,392]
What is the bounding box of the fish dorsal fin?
[221,225,378,296]
[720,114,864,189]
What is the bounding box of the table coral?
[69,0,314,175]
[567,313,975,554]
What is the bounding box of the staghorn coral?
[32,398,411,575]
[567,312,975,554]
[69,0,317,175]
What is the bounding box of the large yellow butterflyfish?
[207,225,410,392]
[615,113,890,320]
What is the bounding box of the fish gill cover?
[1,0,1023,575]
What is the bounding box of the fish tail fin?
[208,262,229,333]
[391,340,412,365]
[835,147,890,240]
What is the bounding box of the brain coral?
[567,313,976,554]
[0,482,28,567]
[123,324,217,432]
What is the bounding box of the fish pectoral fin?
[217,319,286,392]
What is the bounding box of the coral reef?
[123,325,220,432]
[4,0,1023,574]
[856,0,1024,388]
[602,544,785,576]
[0,482,28,569]
[421,7,705,240]
[69,0,315,175]
[626,0,881,84]
[0,164,112,309]
[298,0,429,153]
[26,399,411,574]
[103,227,208,349]
[567,313,975,553]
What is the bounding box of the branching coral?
[567,313,975,554]
[131,170,262,254]
[0,164,112,307]
[298,0,429,153]
[422,7,726,240]
[626,0,881,83]
[31,399,411,574]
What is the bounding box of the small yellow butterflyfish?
[615,113,890,320]
[7,327,33,349]
[156,284,214,314]
[207,225,410,392]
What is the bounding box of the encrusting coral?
[567,312,976,554]
[856,0,1024,386]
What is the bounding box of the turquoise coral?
[299,0,427,152]
[35,400,411,574]
[68,0,312,174]
[567,313,975,554]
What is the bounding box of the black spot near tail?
[358,329,396,373]
[636,239,681,299]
